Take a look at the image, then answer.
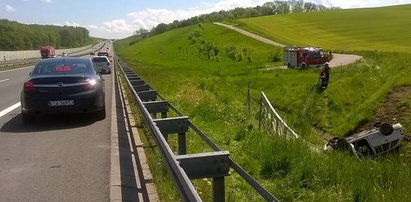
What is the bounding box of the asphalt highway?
[0,43,114,202]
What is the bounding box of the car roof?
[92,56,109,60]
[38,57,91,64]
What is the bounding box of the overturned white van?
[324,122,404,159]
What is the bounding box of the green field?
[234,5,411,53]
[115,5,411,202]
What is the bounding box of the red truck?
[284,46,332,68]
[40,46,56,59]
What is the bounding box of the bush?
[270,49,282,62]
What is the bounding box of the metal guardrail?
[0,60,36,71]
[259,92,299,138]
[116,58,279,202]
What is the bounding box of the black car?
[21,57,106,122]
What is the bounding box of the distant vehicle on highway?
[62,52,68,57]
[89,51,95,55]
[40,46,56,59]
[92,56,111,74]
[97,51,110,60]
[21,57,106,122]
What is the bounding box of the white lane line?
[0,79,10,83]
[0,102,21,118]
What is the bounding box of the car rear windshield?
[32,60,94,75]
[40,50,49,56]
[92,57,109,63]
[98,52,109,57]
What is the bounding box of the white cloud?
[125,0,268,35]
[85,20,135,39]
[40,0,52,3]
[90,0,268,39]
[87,25,99,29]
[103,19,135,33]
[65,21,80,27]
[5,5,16,12]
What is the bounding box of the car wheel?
[301,63,307,68]
[96,108,106,120]
[22,111,36,123]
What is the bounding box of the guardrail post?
[275,116,279,134]
[258,97,263,131]
[178,132,187,155]
[213,177,225,202]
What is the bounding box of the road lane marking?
[0,79,10,83]
[0,102,21,118]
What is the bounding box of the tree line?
[133,0,339,39]
[0,19,91,51]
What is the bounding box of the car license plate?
[48,100,74,106]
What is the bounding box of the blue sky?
[1,0,410,39]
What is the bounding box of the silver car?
[92,56,111,74]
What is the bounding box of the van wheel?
[379,122,393,136]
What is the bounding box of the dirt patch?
[356,85,411,134]
[313,127,334,143]
[353,85,411,157]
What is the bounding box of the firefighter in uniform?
[320,62,331,89]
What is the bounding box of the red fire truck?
[284,46,332,68]
[40,46,56,59]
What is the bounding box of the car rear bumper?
[21,89,105,114]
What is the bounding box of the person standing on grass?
[324,62,331,84]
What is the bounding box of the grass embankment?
[114,11,411,202]
[233,4,411,53]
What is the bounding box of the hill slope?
[234,4,411,52]
[115,20,411,201]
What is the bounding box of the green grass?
[114,8,411,201]
[233,5,411,53]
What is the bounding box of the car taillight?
[24,81,37,92]
[83,79,98,90]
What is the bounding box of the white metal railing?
[259,91,299,138]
